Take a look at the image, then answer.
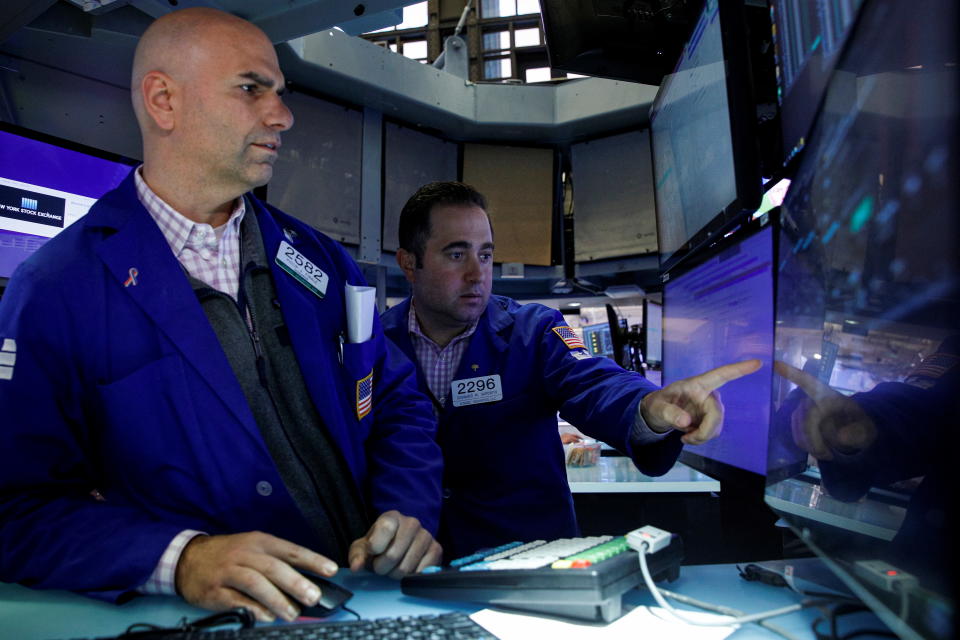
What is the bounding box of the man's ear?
[141,71,177,132]
[396,249,417,284]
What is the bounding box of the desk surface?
[566,457,721,493]
[0,564,888,640]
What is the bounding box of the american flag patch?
[907,353,958,384]
[552,326,586,350]
[356,370,373,420]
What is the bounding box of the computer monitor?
[643,299,662,366]
[539,0,701,85]
[581,323,615,359]
[651,0,763,276]
[662,222,775,482]
[769,0,863,166]
[0,123,136,282]
[765,0,957,636]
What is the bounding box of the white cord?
[637,545,805,627]
[658,588,804,640]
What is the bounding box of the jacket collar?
[385,294,515,355]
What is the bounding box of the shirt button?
[200,248,213,260]
[256,481,273,496]
[442,489,452,499]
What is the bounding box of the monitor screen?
[643,300,663,366]
[662,224,774,477]
[770,0,863,165]
[765,0,958,635]
[581,323,614,359]
[651,0,762,275]
[0,124,135,280]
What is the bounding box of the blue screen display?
[662,225,774,475]
[0,128,134,279]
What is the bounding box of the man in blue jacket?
[0,8,442,623]
[382,182,760,559]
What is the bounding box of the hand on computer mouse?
[295,570,355,617]
[348,510,443,579]
[175,531,339,623]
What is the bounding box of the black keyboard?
[402,533,684,623]
[74,612,495,639]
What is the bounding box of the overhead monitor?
[0,123,136,282]
[770,0,863,165]
[651,0,762,276]
[662,222,775,481]
[539,0,701,84]
[765,0,957,636]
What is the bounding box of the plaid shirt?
[139,529,202,595]
[134,167,245,300]
[408,303,477,408]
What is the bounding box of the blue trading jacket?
[0,172,442,602]
[382,295,683,559]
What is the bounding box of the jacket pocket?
[341,339,377,422]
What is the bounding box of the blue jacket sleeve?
[820,380,949,502]
[533,306,683,476]
[0,262,183,602]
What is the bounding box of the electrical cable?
[637,543,812,627]
[120,607,255,638]
[810,601,897,640]
[657,588,802,640]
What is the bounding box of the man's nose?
[464,255,482,282]
[266,94,294,132]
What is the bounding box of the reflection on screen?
[663,225,774,475]
[0,128,134,279]
[651,0,736,267]
[766,0,957,635]
[771,0,863,164]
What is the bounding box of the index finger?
[688,359,762,392]
[773,360,833,402]
[261,536,338,577]
[366,513,400,556]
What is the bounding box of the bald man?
[0,8,442,622]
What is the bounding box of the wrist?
[639,394,672,433]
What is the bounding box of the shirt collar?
[134,166,245,257]
[407,300,478,350]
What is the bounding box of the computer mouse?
[295,570,354,617]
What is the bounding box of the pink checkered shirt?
[139,529,203,595]
[134,168,245,300]
[408,303,478,408]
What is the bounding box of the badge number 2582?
[276,240,329,298]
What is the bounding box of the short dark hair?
[398,181,489,267]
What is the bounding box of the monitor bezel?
[651,0,763,279]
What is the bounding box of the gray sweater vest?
[188,208,369,563]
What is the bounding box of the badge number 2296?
[451,374,503,407]
[276,240,329,298]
